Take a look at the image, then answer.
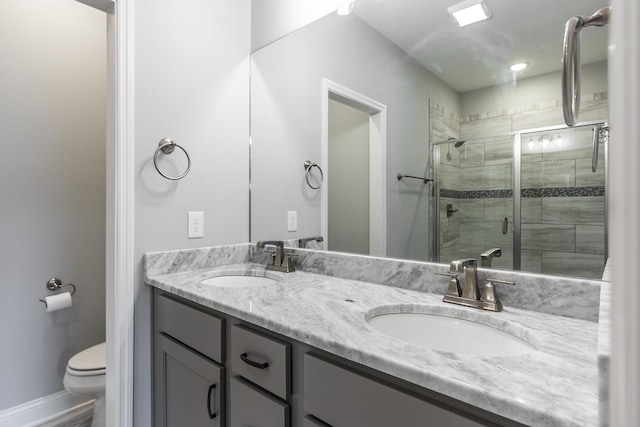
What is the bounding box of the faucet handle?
[280,252,297,272]
[480,278,515,312]
[435,271,462,297]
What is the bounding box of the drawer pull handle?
[240,352,270,369]
[207,384,217,419]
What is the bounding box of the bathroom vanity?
[146,244,605,427]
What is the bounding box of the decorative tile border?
[460,91,608,123]
[441,189,512,199]
[521,186,605,198]
[441,186,604,199]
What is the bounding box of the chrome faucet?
[480,248,502,267]
[450,258,480,300]
[436,258,514,312]
[256,241,296,272]
[298,236,324,248]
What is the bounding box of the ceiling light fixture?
[510,62,528,72]
[336,2,355,16]
[447,0,492,27]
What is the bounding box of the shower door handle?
[592,123,609,172]
[502,217,508,235]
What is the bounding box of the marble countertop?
[146,260,599,427]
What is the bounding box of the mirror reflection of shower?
[430,122,608,279]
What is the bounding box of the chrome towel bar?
[397,172,433,184]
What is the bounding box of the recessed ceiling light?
[336,2,355,16]
[510,62,529,71]
[447,0,492,27]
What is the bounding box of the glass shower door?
[436,136,515,269]
[519,125,606,278]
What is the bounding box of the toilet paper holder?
[38,278,77,303]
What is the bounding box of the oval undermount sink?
[200,269,281,288]
[367,309,537,357]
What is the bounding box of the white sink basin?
[200,269,281,288]
[367,309,537,357]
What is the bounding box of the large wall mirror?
[250,0,609,280]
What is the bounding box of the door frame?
[106,1,135,426]
[321,79,387,256]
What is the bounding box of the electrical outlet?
[188,211,204,238]
[287,211,297,232]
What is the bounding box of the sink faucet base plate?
[443,295,503,312]
[265,263,295,273]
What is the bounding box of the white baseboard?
[0,391,93,427]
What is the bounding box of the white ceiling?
[353,0,610,93]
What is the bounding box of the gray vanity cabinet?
[153,289,521,427]
[154,292,226,426]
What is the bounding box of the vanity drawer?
[304,353,486,427]
[154,292,224,364]
[231,324,291,400]
[230,376,290,427]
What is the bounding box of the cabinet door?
[230,376,290,427]
[154,333,224,427]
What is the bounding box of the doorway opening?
[321,79,387,256]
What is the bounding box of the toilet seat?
[66,342,106,377]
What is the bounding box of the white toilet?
[63,342,106,427]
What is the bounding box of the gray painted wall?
[250,13,459,260]
[251,0,350,51]
[0,0,106,411]
[132,0,251,425]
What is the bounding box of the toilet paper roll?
[44,292,72,312]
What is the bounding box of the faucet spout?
[449,258,480,301]
[480,248,502,267]
[256,241,284,265]
[298,236,324,248]
[438,258,515,312]
[256,240,296,272]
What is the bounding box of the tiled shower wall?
[429,102,462,263]
[431,93,608,279]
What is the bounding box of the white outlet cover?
[287,211,297,232]
[188,211,204,238]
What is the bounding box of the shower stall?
[430,120,608,280]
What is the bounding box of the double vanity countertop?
[144,244,603,427]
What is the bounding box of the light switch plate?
[287,211,297,232]
[188,211,204,238]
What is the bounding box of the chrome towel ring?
[153,138,191,180]
[304,160,324,190]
